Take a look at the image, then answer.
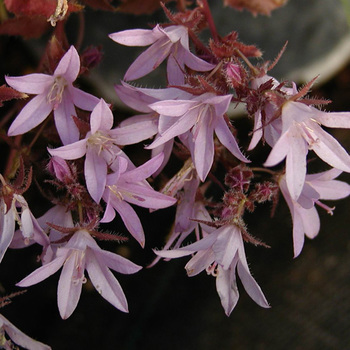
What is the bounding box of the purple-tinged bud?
[249,181,278,203]
[47,156,73,183]
[226,62,242,85]
[224,165,253,193]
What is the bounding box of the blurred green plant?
[340,0,350,26]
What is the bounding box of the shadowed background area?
[0,0,350,349]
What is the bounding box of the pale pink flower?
[248,75,297,151]
[0,195,49,263]
[49,99,127,203]
[0,313,51,350]
[6,46,99,145]
[264,101,350,200]
[279,168,350,257]
[147,93,249,181]
[17,229,142,319]
[114,81,191,174]
[149,161,211,268]
[35,205,74,265]
[101,153,177,247]
[155,224,269,316]
[109,25,215,84]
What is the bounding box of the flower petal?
[109,27,161,46]
[53,93,79,145]
[70,86,99,111]
[185,249,215,276]
[107,198,145,247]
[149,99,197,117]
[121,153,164,182]
[285,133,308,200]
[48,139,87,160]
[5,74,53,94]
[119,182,176,209]
[216,264,239,316]
[57,251,84,319]
[16,254,66,287]
[0,208,15,263]
[212,225,240,270]
[111,115,158,145]
[193,115,215,181]
[90,99,113,133]
[54,46,80,82]
[0,314,51,350]
[124,38,172,81]
[85,148,107,203]
[86,251,129,312]
[215,117,250,163]
[93,249,142,274]
[237,260,270,308]
[310,124,350,172]
[8,94,52,136]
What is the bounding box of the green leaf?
[340,0,350,26]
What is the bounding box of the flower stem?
[197,0,219,42]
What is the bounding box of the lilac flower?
[0,313,51,350]
[101,154,177,247]
[109,25,215,84]
[279,168,350,257]
[35,205,74,265]
[0,194,49,263]
[115,81,191,114]
[264,101,350,200]
[114,81,191,174]
[49,99,126,203]
[17,229,142,319]
[146,93,249,181]
[6,46,99,145]
[248,75,297,151]
[149,161,210,268]
[155,224,269,316]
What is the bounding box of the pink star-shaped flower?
[146,93,249,181]
[0,194,49,263]
[6,46,99,145]
[49,98,128,203]
[155,223,269,316]
[17,229,142,319]
[109,25,215,84]
[264,101,350,200]
[279,168,350,257]
[114,81,192,175]
[101,154,177,247]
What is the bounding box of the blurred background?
[1,0,350,349]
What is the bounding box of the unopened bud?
[47,156,73,183]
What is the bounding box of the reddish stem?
[4,135,22,179]
[197,0,219,42]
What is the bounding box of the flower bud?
[47,156,73,183]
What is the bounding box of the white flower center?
[47,76,67,110]
[87,131,116,157]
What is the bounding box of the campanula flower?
[156,223,269,316]
[264,101,350,200]
[109,25,215,84]
[279,168,350,257]
[6,46,99,145]
[101,154,177,247]
[17,229,142,319]
[147,93,249,181]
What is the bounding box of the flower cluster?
[0,0,349,347]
